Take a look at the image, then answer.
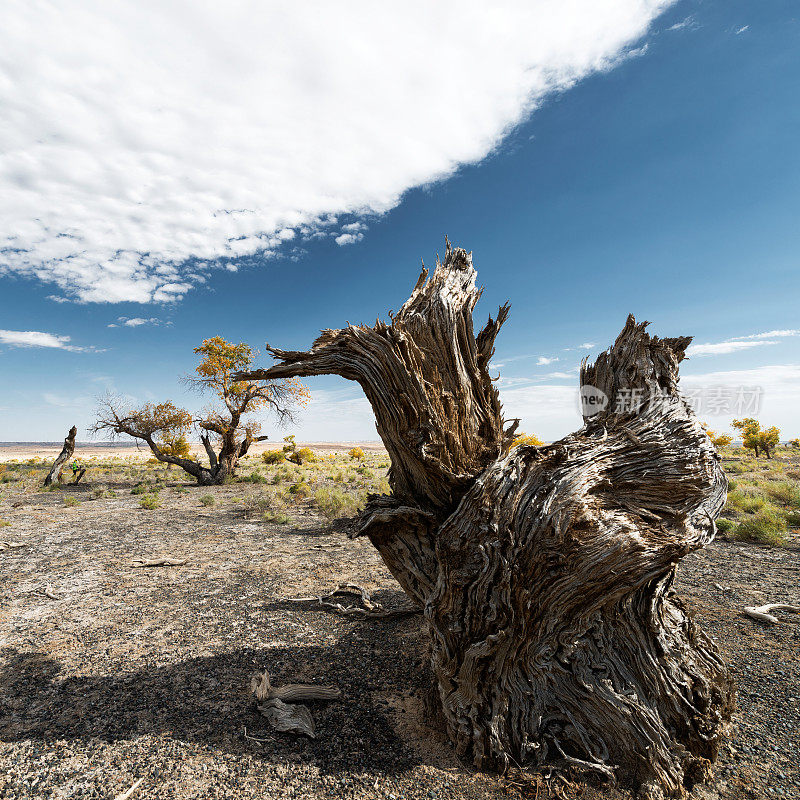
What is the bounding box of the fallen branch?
[131,558,188,568]
[286,583,419,619]
[249,670,340,738]
[743,603,800,624]
[113,777,143,800]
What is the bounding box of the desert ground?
[0,444,798,800]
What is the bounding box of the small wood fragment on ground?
[249,670,340,738]
[131,557,188,568]
[286,583,419,619]
[112,777,143,800]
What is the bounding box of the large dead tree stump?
[236,241,733,797]
[43,425,77,486]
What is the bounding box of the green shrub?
[131,483,151,495]
[63,496,80,507]
[732,510,788,546]
[763,481,800,508]
[262,449,285,465]
[314,486,365,519]
[139,494,161,510]
[716,518,734,534]
[199,494,215,507]
[1,472,19,483]
[723,462,749,474]
[263,511,290,525]
[725,489,766,515]
[237,472,267,484]
[288,480,312,498]
[0,519,10,528]
[785,510,800,527]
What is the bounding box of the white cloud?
[122,316,160,327]
[0,329,87,351]
[734,25,749,35]
[579,342,597,350]
[737,329,799,340]
[335,232,364,247]
[0,0,674,303]
[687,329,799,357]
[687,340,778,357]
[536,356,559,366]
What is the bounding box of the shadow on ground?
[0,620,436,776]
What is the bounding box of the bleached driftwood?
[743,603,800,624]
[235,240,733,797]
[250,670,340,738]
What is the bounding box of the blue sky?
[1,0,799,442]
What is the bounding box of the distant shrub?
[296,447,317,463]
[237,472,267,484]
[263,511,290,525]
[314,487,364,519]
[716,518,734,534]
[139,494,161,510]
[724,462,749,474]
[199,494,215,507]
[63,496,80,507]
[262,449,285,465]
[288,480,312,498]
[512,432,545,448]
[733,510,787,546]
[0,519,10,528]
[131,483,150,495]
[348,447,365,460]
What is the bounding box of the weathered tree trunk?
[236,241,733,798]
[43,425,77,486]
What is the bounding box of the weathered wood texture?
[236,241,733,798]
[43,425,77,486]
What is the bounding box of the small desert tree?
[732,417,780,459]
[701,423,733,450]
[94,338,309,484]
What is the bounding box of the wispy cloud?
[734,25,749,35]
[687,340,778,357]
[107,316,164,328]
[686,329,799,357]
[0,329,93,352]
[0,1,675,303]
[665,15,697,32]
[536,356,559,366]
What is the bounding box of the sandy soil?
[0,471,798,800]
[0,441,387,464]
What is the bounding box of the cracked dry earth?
[0,481,798,800]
